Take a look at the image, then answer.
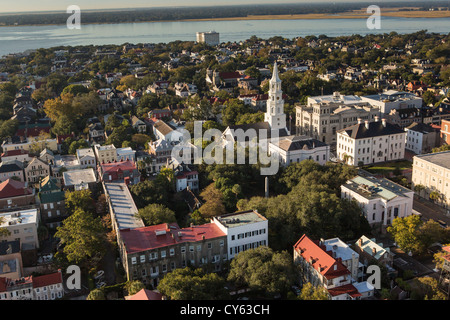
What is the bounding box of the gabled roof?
[101,160,137,173]
[126,288,163,300]
[293,234,350,280]
[0,179,33,199]
[32,270,63,288]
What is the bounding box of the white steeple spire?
[265,62,288,134]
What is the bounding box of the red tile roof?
[120,222,226,254]
[32,270,63,288]
[293,234,350,280]
[0,179,33,199]
[1,149,29,157]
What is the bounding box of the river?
[0,16,449,57]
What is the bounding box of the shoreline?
[0,10,449,28]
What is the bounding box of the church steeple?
[265,62,288,134]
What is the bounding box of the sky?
[0,0,425,14]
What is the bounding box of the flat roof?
[215,210,267,228]
[63,168,97,186]
[414,151,450,170]
[343,175,413,201]
[323,237,358,262]
[104,182,144,230]
[0,208,38,227]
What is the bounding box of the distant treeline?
[0,1,449,26]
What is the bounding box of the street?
[413,196,450,226]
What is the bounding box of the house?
[116,147,136,162]
[293,234,374,300]
[336,118,406,166]
[354,235,396,278]
[94,144,117,164]
[88,122,105,143]
[152,120,183,143]
[24,157,50,184]
[361,90,422,115]
[0,150,31,164]
[0,179,35,210]
[0,241,23,280]
[440,119,450,145]
[268,135,330,166]
[0,209,40,249]
[131,116,147,133]
[146,83,167,96]
[39,148,54,165]
[62,168,98,191]
[99,160,140,185]
[172,162,199,192]
[38,176,66,230]
[341,174,414,230]
[404,122,440,155]
[0,269,64,300]
[76,148,96,169]
[0,161,24,182]
[148,109,172,120]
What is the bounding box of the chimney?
[374,116,379,122]
[357,118,362,124]
[6,244,12,255]
[265,177,269,198]
[358,238,363,247]
[372,247,377,256]
[364,120,369,129]
[381,119,386,127]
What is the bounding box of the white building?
[341,175,414,228]
[0,209,40,249]
[196,31,220,46]
[404,122,439,155]
[76,147,96,168]
[361,90,422,114]
[116,147,136,162]
[337,118,406,166]
[269,135,330,166]
[212,210,268,260]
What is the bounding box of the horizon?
[0,0,442,14]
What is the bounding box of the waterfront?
[0,16,449,56]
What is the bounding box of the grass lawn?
[364,160,413,174]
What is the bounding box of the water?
[0,17,449,57]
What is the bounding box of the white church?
[221,62,329,166]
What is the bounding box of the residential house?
[354,235,396,278]
[116,147,136,162]
[94,144,117,164]
[0,150,31,164]
[131,116,147,133]
[24,157,50,185]
[0,208,40,249]
[404,122,440,155]
[0,161,24,182]
[0,179,35,210]
[62,168,98,191]
[99,160,140,185]
[76,148,96,169]
[0,241,23,280]
[440,119,450,145]
[38,176,66,230]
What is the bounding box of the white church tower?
[265,63,288,134]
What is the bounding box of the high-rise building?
[196,31,220,46]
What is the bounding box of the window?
[140,255,145,263]
[170,248,175,256]
[131,257,137,265]
[207,243,212,249]
[161,250,166,258]
[189,246,194,252]
[181,246,186,253]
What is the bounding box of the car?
[438,220,447,228]
[96,282,106,288]
[94,270,104,280]
[291,285,301,295]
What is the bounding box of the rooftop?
[414,151,450,170]
[104,182,144,231]
[343,175,413,201]
[120,222,225,254]
[62,168,97,186]
[0,208,38,227]
[214,210,267,229]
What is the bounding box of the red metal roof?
[120,222,226,254]
[293,234,350,280]
[327,283,362,298]
[32,270,63,288]
[101,160,137,173]
[127,288,163,300]
[0,179,33,199]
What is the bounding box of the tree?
[0,217,11,238]
[387,215,423,255]
[298,282,329,300]
[65,189,95,215]
[86,289,105,300]
[411,277,447,300]
[157,267,228,300]
[125,280,146,296]
[198,183,227,218]
[55,209,106,267]
[136,203,176,226]
[227,246,296,297]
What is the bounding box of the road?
[413,196,450,227]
